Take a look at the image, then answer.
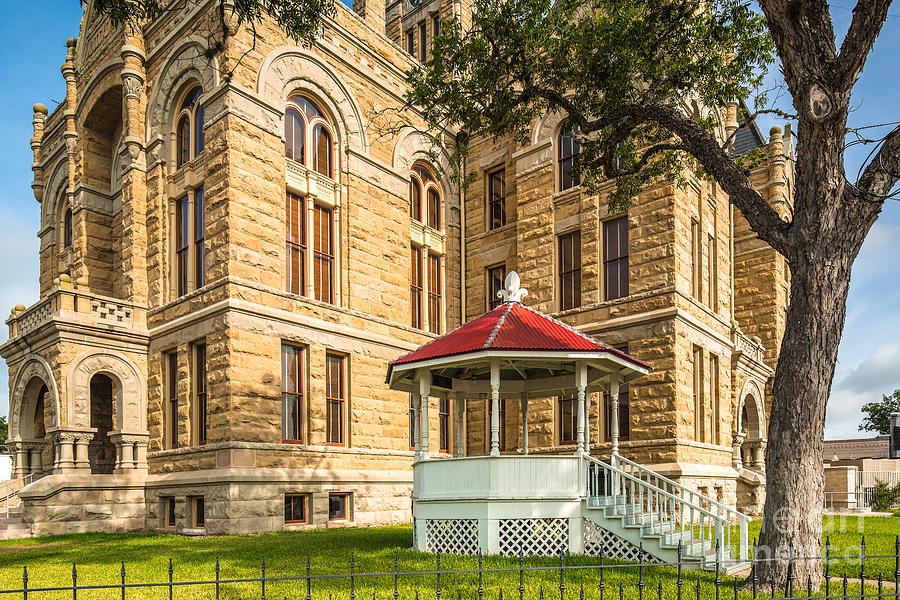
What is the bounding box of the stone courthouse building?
[1,0,791,536]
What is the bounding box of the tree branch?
[757,0,836,93]
[834,0,894,91]
[854,124,900,200]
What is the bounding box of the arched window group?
[285,95,333,178]
[558,122,581,191]
[409,164,441,230]
[176,86,205,168]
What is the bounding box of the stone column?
[575,361,587,454]
[731,431,746,470]
[752,440,766,472]
[53,432,76,472]
[133,437,149,472]
[109,433,136,473]
[489,360,500,456]
[9,442,28,478]
[609,373,621,456]
[28,444,42,475]
[73,434,93,470]
[520,392,529,455]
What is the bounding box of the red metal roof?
[390,302,649,370]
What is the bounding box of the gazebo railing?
[585,455,749,562]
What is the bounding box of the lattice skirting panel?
[424,519,480,555]
[498,518,569,556]
[583,519,660,563]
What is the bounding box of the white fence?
[856,470,900,509]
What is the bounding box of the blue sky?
[0,2,897,439]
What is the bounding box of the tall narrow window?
[194,343,207,445]
[603,216,629,300]
[410,176,422,221]
[604,346,631,440]
[710,354,720,445]
[63,206,73,248]
[409,394,417,450]
[558,395,576,444]
[707,233,717,309]
[194,187,205,288]
[175,195,189,297]
[284,95,333,179]
[427,189,440,230]
[285,192,306,296]
[406,30,415,56]
[167,352,179,449]
[487,264,506,310]
[558,122,581,191]
[558,230,582,310]
[488,398,506,451]
[326,354,346,446]
[439,396,450,452]
[282,344,304,442]
[433,15,440,39]
[313,204,334,303]
[175,86,204,168]
[488,169,506,230]
[693,346,704,441]
[427,252,442,334]
[419,21,427,61]
[410,245,423,328]
[691,220,702,300]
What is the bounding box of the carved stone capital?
[122,74,143,100]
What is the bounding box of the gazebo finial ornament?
[497,271,528,303]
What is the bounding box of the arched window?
[284,95,334,178]
[558,122,581,191]
[63,205,73,248]
[175,86,204,168]
[409,165,440,230]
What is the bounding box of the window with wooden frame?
[285,191,306,296]
[281,344,305,443]
[406,30,415,56]
[710,353,720,445]
[166,497,176,527]
[192,497,205,528]
[313,204,334,303]
[329,493,350,521]
[410,165,440,229]
[194,343,207,445]
[166,352,179,449]
[487,168,506,230]
[693,345,704,441]
[285,95,333,178]
[326,354,346,446]
[410,245,423,328]
[284,494,308,524]
[419,21,427,62]
[558,395,576,445]
[691,219,702,300]
[175,86,204,169]
[558,230,582,310]
[432,15,440,39]
[558,122,581,191]
[174,187,204,298]
[427,252,442,334]
[487,397,506,451]
[603,217,629,300]
[439,396,450,453]
[487,264,506,310]
[604,345,631,441]
[63,205,73,248]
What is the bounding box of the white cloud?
[826,342,900,439]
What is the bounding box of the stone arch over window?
[391,128,454,204]
[65,350,146,433]
[9,356,60,441]
[410,163,442,229]
[284,93,335,178]
[257,46,367,156]
[146,36,219,163]
[174,84,205,168]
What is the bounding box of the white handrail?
[1,473,35,518]
[584,455,749,564]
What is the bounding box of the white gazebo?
[387,273,750,572]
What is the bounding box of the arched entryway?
[9,357,58,478]
[735,380,766,472]
[89,374,117,474]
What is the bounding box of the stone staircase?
[583,455,751,574]
[0,504,31,540]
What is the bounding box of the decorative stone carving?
[10,357,59,438]
[65,351,146,432]
[122,74,143,100]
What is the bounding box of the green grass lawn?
[0,518,895,600]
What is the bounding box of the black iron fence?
[0,536,898,600]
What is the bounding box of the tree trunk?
[756,253,848,584]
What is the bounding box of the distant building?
[824,436,891,462]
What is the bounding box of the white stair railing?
[584,455,749,563]
[1,473,35,518]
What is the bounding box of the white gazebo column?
[412,391,421,460]
[520,392,529,455]
[575,361,587,455]
[455,393,465,457]
[609,372,621,456]
[489,360,501,456]
[419,369,431,460]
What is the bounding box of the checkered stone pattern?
[425,519,479,555]
[583,520,660,563]
[498,518,568,556]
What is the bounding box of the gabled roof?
[389,301,649,371]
